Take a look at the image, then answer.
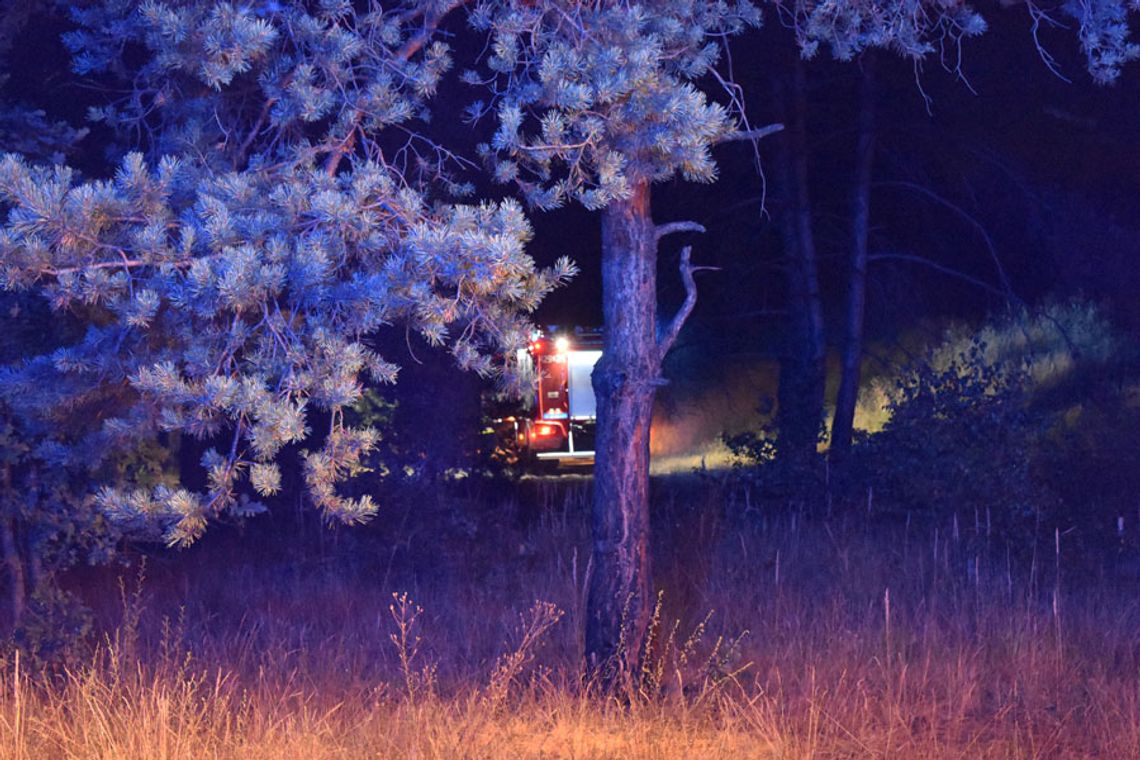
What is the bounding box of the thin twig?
[875,179,1017,303]
[867,252,1005,296]
[718,123,785,143]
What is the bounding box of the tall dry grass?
[3,478,1139,759]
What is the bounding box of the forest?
[1,0,1139,757]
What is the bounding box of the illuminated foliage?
[467,0,760,210]
[0,1,572,547]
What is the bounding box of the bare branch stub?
[655,221,706,241]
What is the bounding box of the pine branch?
[324,0,471,177]
[325,126,359,177]
[235,97,276,170]
[42,258,194,277]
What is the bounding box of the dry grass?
[3,478,1140,759]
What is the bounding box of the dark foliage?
[851,342,1058,537]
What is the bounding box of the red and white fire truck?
[488,328,602,467]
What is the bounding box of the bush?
[852,341,1057,533]
[723,426,829,504]
[852,299,1137,549]
[917,299,1123,389]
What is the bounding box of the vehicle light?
[535,423,559,437]
[554,336,570,353]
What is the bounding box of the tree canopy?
[0,0,574,547]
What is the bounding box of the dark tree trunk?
[1,464,25,629]
[586,180,657,680]
[773,59,826,464]
[831,55,877,460]
[0,519,24,629]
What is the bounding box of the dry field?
[2,477,1139,759]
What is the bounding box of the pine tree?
[466,0,779,678]
[1,1,572,552]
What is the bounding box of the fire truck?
[488,328,602,467]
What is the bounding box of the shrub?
[851,299,1137,549]
[852,341,1057,533]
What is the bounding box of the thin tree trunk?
[0,519,24,628]
[774,59,826,464]
[586,179,657,681]
[1,464,25,629]
[831,55,877,460]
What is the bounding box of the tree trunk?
[773,59,826,464]
[586,179,657,681]
[831,55,877,460]
[1,464,25,629]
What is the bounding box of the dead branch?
[719,123,785,144]
[657,246,719,364]
[655,221,706,241]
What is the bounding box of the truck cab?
[490,328,602,467]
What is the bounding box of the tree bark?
[773,59,826,464]
[831,55,877,460]
[586,179,658,681]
